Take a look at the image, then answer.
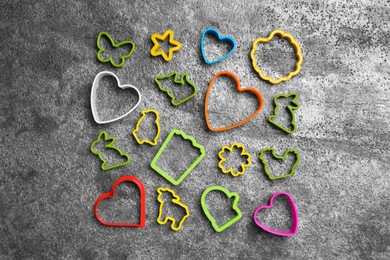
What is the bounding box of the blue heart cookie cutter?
[201,28,237,65]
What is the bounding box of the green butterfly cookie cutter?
[90,131,130,171]
[201,186,242,232]
[268,92,300,134]
[259,148,300,180]
[96,31,135,68]
[150,129,206,185]
[154,72,197,106]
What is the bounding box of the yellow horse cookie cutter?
[156,187,190,231]
[132,109,161,146]
[250,29,303,84]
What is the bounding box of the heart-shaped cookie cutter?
[253,192,298,236]
[201,28,237,65]
[94,175,146,228]
[91,71,141,124]
[204,71,264,132]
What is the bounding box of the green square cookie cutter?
[150,129,206,185]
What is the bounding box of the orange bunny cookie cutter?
[204,71,264,132]
[218,143,251,177]
[156,187,190,231]
[132,109,161,146]
[250,29,303,84]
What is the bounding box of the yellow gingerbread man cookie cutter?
[218,143,251,177]
[250,29,303,84]
[156,187,190,231]
[132,109,161,146]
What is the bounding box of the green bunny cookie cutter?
[90,131,130,171]
[259,148,300,180]
[268,93,300,134]
[96,31,135,68]
[201,186,242,232]
[154,72,197,106]
[150,129,206,185]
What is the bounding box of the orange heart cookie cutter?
[204,71,264,132]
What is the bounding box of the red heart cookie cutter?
[94,176,146,228]
[204,71,264,132]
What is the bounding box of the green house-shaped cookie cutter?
[150,129,206,185]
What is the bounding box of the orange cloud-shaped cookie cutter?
[250,29,303,84]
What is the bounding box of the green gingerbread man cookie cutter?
[150,129,206,185]
[154,72,197,106]
[96,31,135,68]
[90,131,130,171]
[268,92,300,134]
[259,148,300,180]
[201,186,242,232]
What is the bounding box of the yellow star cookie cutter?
[250,29,303,84]
[218,143,251,177]
[156,187,190,231]
[132,109,161,146]
[150,29,182,62]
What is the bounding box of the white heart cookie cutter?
[91,71,141,124]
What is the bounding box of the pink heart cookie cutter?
[91,71,141,124]
[253,191,298,237]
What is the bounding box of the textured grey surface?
[1,0,390,259]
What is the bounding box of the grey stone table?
[1,0,389,259]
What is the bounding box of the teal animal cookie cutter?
[154,72,197,106]
[259,148,300,180]
[201,186,242,232]
[268,93,300,134]
[96,31,135,68]
[150,129,206,185]
[90,131,130,171]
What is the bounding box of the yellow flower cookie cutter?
[156,187,190,231]
[132,109,161,146]
[218,143,251,177]
[250,29,303,84]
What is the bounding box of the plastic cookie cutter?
[201,186,242,232]
[156,187,190,231]
[150,29,182,62]
[91,71,141,124]
[132,109,161,146]
[201,28,237,65]
[253,192,298,236]
[218,143,251,177]
[94,176,146,227]
[268,92,300,134]
[154,72,197,106]
[204,71,264,132]
[96,31,135,68]
[259,148,300,180]
[250,29,303,84]
[90,131,130,171]
[150,129,206,185]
